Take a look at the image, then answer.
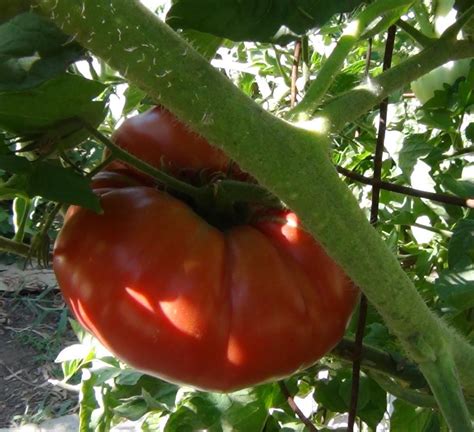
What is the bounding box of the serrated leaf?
[398,134,432,178]
[435,267,474,311]
[164,388,271,432]
[0,155,100,211]
[113,398,149,421]
[448,218,474,270]
[0,73,107,135]
[0,12,84,91]
[166,0,365,44]
[115,370,144,386]
[314,377,347,413]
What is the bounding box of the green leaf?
[465,122,474,142]
[448,218,474,270]
[165,405,221,432]
[439,174,474,199]
[181,29,223,60]
[165,387,272,432]
[166,0,365,44]
[0,155,100,211]
[364,323,392,349]
[390,399,440,432]
[0,73,107,135]
[0,12,84,91]
[123,85,148,116]
[315,371,385,429]
[142,411,165,431]
[435,267,474,312]
[339,375,386,429]
[79,371,99,431]
[113,398,148,421]
[314,376,347,413]
[419,108,459,132]
[398,134,432,178]
[115,370,144,386]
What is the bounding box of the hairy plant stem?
[287,0,414,121]
[86,124,281,209]
[321,38,474,131]
[369,372,437,409]
[396,19,434,47]
[332,338,427,387]
[15,0,474,422]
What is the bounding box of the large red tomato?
[109,106,243,180]
[54,180,358,392]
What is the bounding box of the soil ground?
[0,262,78,428]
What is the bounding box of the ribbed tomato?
[53,183,358,392]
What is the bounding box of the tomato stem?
[83,122,207,201]
[84,122,282,211]
[287,0,415,121]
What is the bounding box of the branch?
[369,372,436,408]
[321,39,474,131]
[337,166,474,208]
[396,19,434,47]
[418,350,472,431]
[332,338,427,388]
[288,0,414,121]
[279,381,318,431]
[0,235,30,257]
[290,40,302,108]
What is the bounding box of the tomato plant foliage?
[1,0,474,430]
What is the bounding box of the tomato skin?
[109,106,237,178]
[54,186,358,392]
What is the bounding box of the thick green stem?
[418,351,473,430]
[321,39,474,131]
[15,0,474,423]
[396,19,434,47]
[332,338,427,388]
[213,180,282,208]
[369,372,437,409]
[288,0,414,121]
